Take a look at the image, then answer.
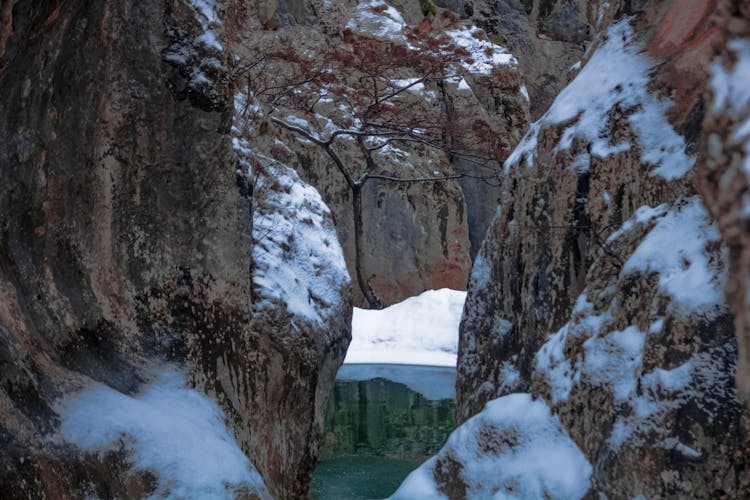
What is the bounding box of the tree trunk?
[352,184,382,309]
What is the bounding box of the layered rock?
[0,0,350,498]
[416,0,750,497]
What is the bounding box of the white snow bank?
[337,363,456,400]
[392,393,592,499]
[344,288,466,367]
[505,20,693,180]
[232,93,351,327]
[346,0,407,42]
[622,196,725,317]
[59,368,267,499]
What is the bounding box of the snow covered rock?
[59,368,270,499]
[0,1,351,498]
[698,0,750,404]
[233,93,352,497]
[454,2,750,497]
[392,393,592,499]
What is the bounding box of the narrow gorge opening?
[3,0,750,498]
[309,287,466,497]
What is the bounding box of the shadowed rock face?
[438,0,593,119]
[454,0,750,497]
[0,1,350,498]
[698,0,750,404]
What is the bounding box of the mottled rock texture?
[698,0,750,404]
[453,0,750,497]
[438,0,594,119]
[0,0,350,498]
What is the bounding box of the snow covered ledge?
[58,368,271,498]
[344,288,467,367]
[339,288,466,400]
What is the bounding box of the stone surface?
[0,1,350,498]
[439,0,594,119]
[698,0,750,404]
[451,0,750,497]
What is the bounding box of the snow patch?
[444,26,517,75]
[499,362,521,391]
[606,203,669,243]
[468,252,492,289]
[520,83,530,103]
[622,197,725,318]
[346,0,407,42]
[505,21,693,180]
[390,78,438,99]
[59,368,267,499]
[583,325,645,400]
[345,288,466,367]
[392,394,592,499]
[536,293,612,403]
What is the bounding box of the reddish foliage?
[236,17,510,167]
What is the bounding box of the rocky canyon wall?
[399,0,750,497]
[698,0,750,405]
[0,0,350,498]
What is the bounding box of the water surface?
[311,364,456,499]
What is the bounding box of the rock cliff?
[698,0,750,404]
[401,0,750,497]
[0,0,350,498]
[438,0,594,120]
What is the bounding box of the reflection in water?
[311,366,455,499]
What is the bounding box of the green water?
[311,367,455,499]
[310,455,423,500]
